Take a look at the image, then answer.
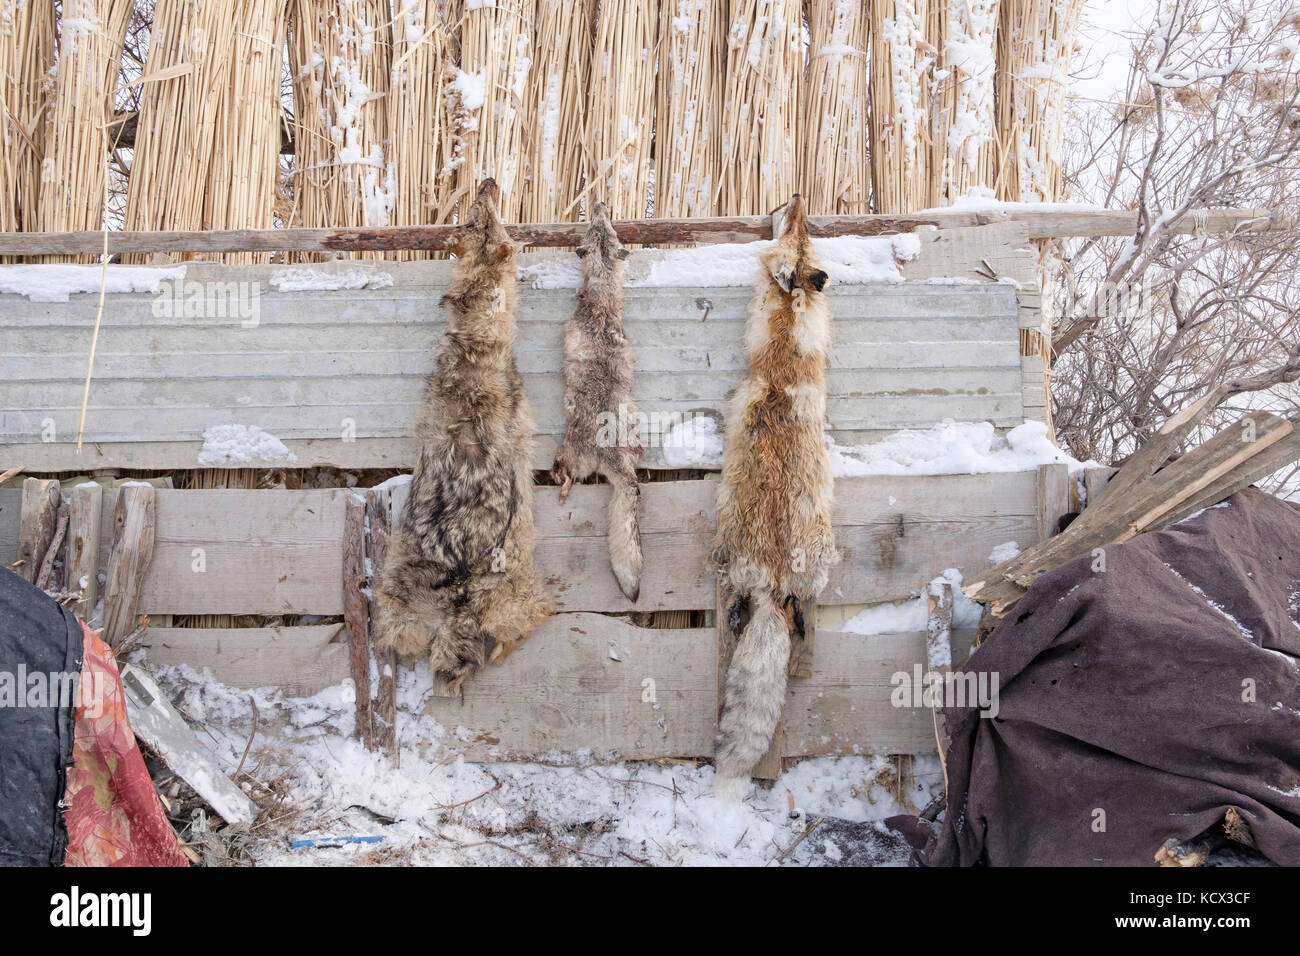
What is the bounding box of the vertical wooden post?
[366,488,398,759]
[16,478,60,583]
[1036,463,1071,541]
[65,483,103,621]
[925,579,954,787]
[102,485,156,646]
[342,495,374,748]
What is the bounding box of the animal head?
[450,179,517,266]
[575,202,630,275]
[767,194,828,297]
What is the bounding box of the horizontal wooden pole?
[0,208,1281,256]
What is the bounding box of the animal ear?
[615,247,630,260]
[808,270,828,292]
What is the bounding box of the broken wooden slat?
[34,503,68,591]
[925,580,955,781]
[342,495,373,748]
[119,663,258,825]
[1036,463,1071,539]
[15,478,60,583]
[64,483,103,621]
[101,485,156,646]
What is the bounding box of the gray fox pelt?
[551,203,644,601]
[374,179,554,693]
[711,194,838,798]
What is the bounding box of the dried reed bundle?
[717,0,802,216]
[125,0,286,263]
[869,0,938,213]
[388,0,456,256]
[519,0,590,222]
[934,0,999,204]
[799,0,869,215]
[447,0,535,221]
[36,0,133,257]
[586,0,657,219]
[993,0,1082,202]
[655,0,723,218]
[0,0,56,234]
[288,0,394,252]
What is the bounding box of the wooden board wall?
[0,223,1039,471]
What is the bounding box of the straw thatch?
[586,0,658,219]
[388,0,456,254]
[520,0,591,222]
[717,0,802,215]
[655,0,723,218]
[125,0,288,262]
[0,0,56,235]
[800,0,870,215]
[869,0,939,213]
[447,0,536,221]
[935,0,1000,204]
[288,0,394,249]
[993,0,1083,203]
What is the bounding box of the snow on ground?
[662,415,725,467]
[152,662,938,867]
[518,234,921,290]
[0,264,186,302]
[196,424,298,466]
[827,420,1096,477]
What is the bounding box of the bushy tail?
[714,591,790,800]
[607,478,643,601]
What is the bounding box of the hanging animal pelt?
[551,203,645,601]
[712,195,838,797]
[374,179,554,692]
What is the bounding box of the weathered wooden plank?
[342,496,372,747]
[1036,463,1072,539]
[69,473,1041,616]
[119,663,259,824]
[0,486,19,567]
[16,478,60,582]
[64,483,102,620]
[143,625,349,698]
[422,613,718,761]
[102,485,156,645]
[782,629,976,757]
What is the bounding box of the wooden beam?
[0,208,1279,256]
[342,495,373,749]
[101,485,156,646]
[15,478,60,583]
[64,483,102,620]
[366,488,397,759]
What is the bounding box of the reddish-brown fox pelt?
[551,203,645,602]
[373,180,554,693]
[712,195,839,797]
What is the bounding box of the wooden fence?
[0,221,1066,763]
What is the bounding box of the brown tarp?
[902,488,1300,866]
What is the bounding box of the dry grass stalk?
[934,0,1000,204]
[655,0,723,218]
[800,0,869,215]
[586,0,658,219]
[717,0,802,215]
[36,1,133,261]
[0,0,56,236]
[993,0,1083,203]
[125,0,287,263]
[388,0,456,258]
[869,0,939,212]
[288,0,394,259]
[519,0,590,222]
[447,0,536,221]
